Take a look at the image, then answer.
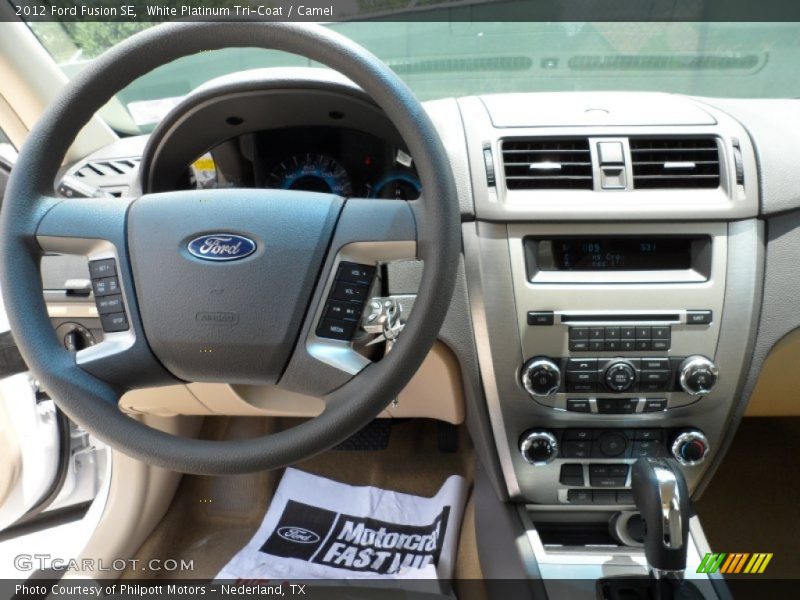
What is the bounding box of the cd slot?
[561,313,681,323]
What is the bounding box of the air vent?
[502,138,593,190]
[73,158,140,179]
[630,138,720,189]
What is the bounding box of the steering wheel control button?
[88,258,117,279]
[100,312,129,333]
[91,276,120,297]
[317,319,356,341]
[687,310,713,325]
[316,261,376,341]
[519,431,559,466]
[325,300,362,322]
[336,263,375,286]
[331,281,368,303]
[96,294,123,315]
[521,357,561,397]
[604,361,637,393]
[527,311,554,326]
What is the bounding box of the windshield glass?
[28,19,800,134]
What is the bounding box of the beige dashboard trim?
[119,342,465,424]
[746,329,800,416]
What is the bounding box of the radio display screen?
[538,237,697,271]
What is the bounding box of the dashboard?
[185,126,420,200]
[48,69,800,522]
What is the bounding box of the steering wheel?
[0,23,460,474]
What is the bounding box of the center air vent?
[630,138,720,189]
[502,138,593,190]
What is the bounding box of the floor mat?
[216,468,467,581]
[695,417,800,578]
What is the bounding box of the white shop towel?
[216,468,468,581]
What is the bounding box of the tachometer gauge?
[268,154,352,195]
[371,173,422,200]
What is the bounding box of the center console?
[459,92,763,592]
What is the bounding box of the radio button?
[640,370,671,383]
[636,326,651,340]
[566,399,591,413]
[621,340,635,352]
[597,398,619,414]
[589,327,605,340]
[604,327,620,339]
[643,398,668,412]
[569,327,589,340]
[528,311,554,326]
[635,340,652,351]
[568,358,598,371]
[604,340,620,351]
[687,310,712,325]
[652,326,671,339]
[641,358,670,370]
[569,341,590,352]
[589,341,604,351]
[619,398,640,413]
[604,362,637,392]
[621,327,636,340]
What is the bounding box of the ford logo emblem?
[187,233,256,261]
[276,526,321,544]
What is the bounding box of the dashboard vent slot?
[502,138,593,190]
[73,158,140,179]
[630,138,720,189]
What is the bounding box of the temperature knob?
[679,356,718,396]
[520,431,559,466]
[521,357,561,398]
[671,430,710,466]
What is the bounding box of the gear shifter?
[631,457,691,578]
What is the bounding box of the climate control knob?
[604,361,636,393]
[679,356,718,396]
[520,431,559,466]
[521,357,561,398]
[671,430,710,466]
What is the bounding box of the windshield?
[28,19,800,134]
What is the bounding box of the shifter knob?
[631,457,691,575]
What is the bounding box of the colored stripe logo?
[697,552,773,574]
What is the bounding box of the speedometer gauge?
[371,173,422,200]
[268,154,352,196]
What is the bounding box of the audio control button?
[604,362,637,393]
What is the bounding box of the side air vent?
[72,158,140,179]
[630,138,720,189]
[502,138,593,190]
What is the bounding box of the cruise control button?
[88,258,116,279]
[96,294,123,315]
[92,277,120,297]
[316,319,355,341]
[336,262,375,286]
[330,281,368,303]
[100,312,129,333]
